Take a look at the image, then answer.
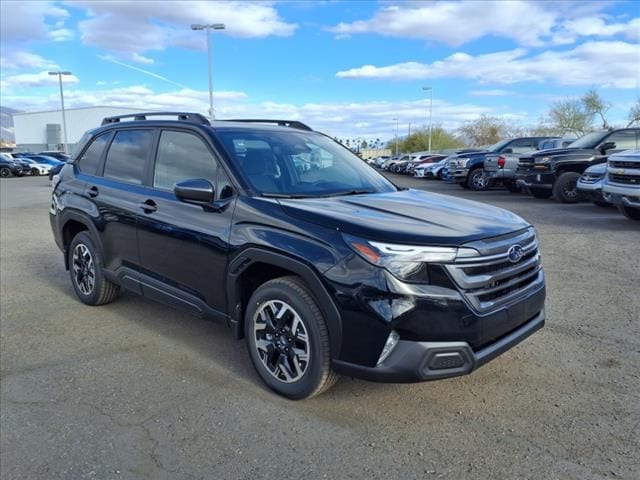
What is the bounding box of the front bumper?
[334,309,545,382]
[516,172,555,189]
[602,183,640,207]
[451,167,469,183]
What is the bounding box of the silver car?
[576,163,611,207]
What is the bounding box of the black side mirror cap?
[599,141,616,153]
[174,178,215,204]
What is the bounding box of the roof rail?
[101,112,210,126]
[222,119,313,131]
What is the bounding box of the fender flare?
[226,247,342,357]
[58,209,104,270]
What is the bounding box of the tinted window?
[103,130,154,184]
[77,134,110,175]
[605,130,639,151]
[154,130,217,191]
[509,139,538,153]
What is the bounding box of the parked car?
[38,151,70,161]
[48,162,65,180]
[25,154,64,168]
[374,156,390,168]
[0,157,29,177]
[18,157,53,176]
[576,163,611,207]
[602,150,640,220]
[404,154,445,175]
[516,128,640,202]
[384,154,410,171]
[448,137,559,191]
[50,111,546,399]
[414,158,447,179]
[390,153,421,173]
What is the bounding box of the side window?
[154,130,217,191]
[509,139,537,153]
[605,131,638,151]
[103,130,154,184]
[77,134,110,175]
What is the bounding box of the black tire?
[68,231,120,306]
[245,276,338,399]
[436,170,442,179]
[553,172,583,203]
[467,168,489,191]
[619,205,640,220]
[503,180,521,193]
[530,187,553,199]
[31,168,40,176]
[0,167,11,178]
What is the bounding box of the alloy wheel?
[253,300,310,383]
[72,243,96,295]
[471,171,486,190]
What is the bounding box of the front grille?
[442,228,543,313]
[609,161,638,169]
[609,174,640,185]
[517,158,534,173]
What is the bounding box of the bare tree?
[547,99,594,136]
[627,98,640,127]
[457,115,508,146]
[582,89,611,129]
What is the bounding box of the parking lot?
[1,174,638,479]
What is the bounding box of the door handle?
[86,185,99,198]
[138,199,157,213]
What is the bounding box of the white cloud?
[336,41,640,89]
[0,1,70,43]
[2,71,80,89]
[327,1,638,47]
[73,1,297,63]
[49,27,74,42]
[468,89,514,97]
[0,50,59,71]
[0,85,516,140]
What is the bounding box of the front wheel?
[553,172,583,203]
[619,205,640,220]
[0,167,11,178]
[245,276,337,399]
[31,168,40,176]
[467,169,489,191]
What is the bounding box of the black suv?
[516,128,640,203]
[50,112,546,399]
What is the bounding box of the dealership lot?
[1,175,638,479]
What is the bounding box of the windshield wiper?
[329,189,376,197]
[261,192,313,199]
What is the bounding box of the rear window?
[77,134,110,176]
[103,130,154,185]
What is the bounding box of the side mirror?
[599,141,615,154]
[174,178,215,204]
[502,148,513,154]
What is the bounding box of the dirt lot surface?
[1,175,638,479]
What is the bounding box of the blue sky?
[1,1,638,141]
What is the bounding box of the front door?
[136,128,236,315]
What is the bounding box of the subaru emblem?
[507,244,524,263]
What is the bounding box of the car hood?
[277,189,529,246]
[584,162,607,174]
[531,147,596,158]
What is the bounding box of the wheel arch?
[59,210,103,270]
[227,247,342,358]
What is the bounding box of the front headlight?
[343,233,478,283]
[457,158,470,168]
[537,156,551,163]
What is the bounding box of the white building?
[13,106,147,153]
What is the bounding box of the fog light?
[376,330,400,366]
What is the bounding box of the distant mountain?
[1,106,19,143]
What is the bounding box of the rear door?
[136,128,236,315]
[86,128,156,288]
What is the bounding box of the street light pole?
[423,86,433,152]
[191,23,226,122]
[392,117,399,156]
[48,71,72,152]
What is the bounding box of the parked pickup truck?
[602,150,640,220]
[448,137,559,191]
[516,128,640,203]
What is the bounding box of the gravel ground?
[1,174,638,480]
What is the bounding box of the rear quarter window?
[77,134,111,176]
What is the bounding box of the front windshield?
[488,139,511,152]
[217,129,397,197]
[568,131,608,149]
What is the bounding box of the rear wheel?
[436,169,443,179]
[30,168,40,176]
[503,180,521,193]
[619,205,640,220]
[68,232,120,306]
[530,187,553,199]
[245,276,337,399]
[553,172,583,203]
[468,169,489,191]
[0,167,11,178]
